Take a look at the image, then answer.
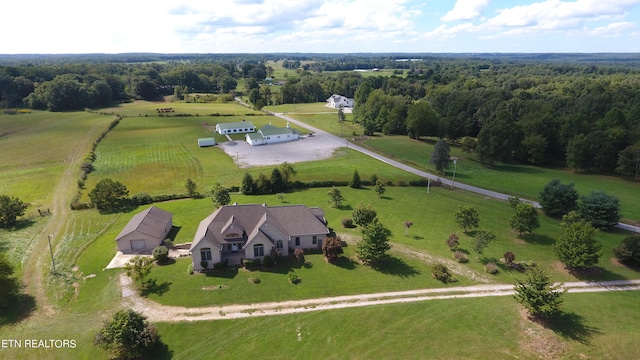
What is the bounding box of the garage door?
[130,239,146,251]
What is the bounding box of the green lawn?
[102,100,262,117]
[265,102,336,114]
[153,290,640,360]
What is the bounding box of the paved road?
[271,111,640,234]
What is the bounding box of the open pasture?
[102,99,263,117]
[265,102,338,114]
[0,110,114,208]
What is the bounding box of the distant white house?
[197,137,216,147]
[215,120,256,135]
[326,94,354,109]
[245,123,300,146]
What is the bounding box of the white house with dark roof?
[215,120,256,135]
[115,206,173,253]
[190,203,329,270]
[245,123,300,146]
[326,94,354,109]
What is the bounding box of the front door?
[232,243,238,252]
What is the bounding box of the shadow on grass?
[151,339,174,360]
[0,293,36,326]
[374,256,420,278]
[379,195,393,200]
[333,256,358,270]
[204,267,239,279]
[166,226,181,242]
[546,312,601,345]
[141,279,172,297]
[6,218,36,231]
[520,233,555,246]
[336,204,353,211]
[567,266,629,282]
[409,235,424,240]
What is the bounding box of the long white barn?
[245,123,299,146]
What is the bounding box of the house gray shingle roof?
[115,206,173,241]
[190,204,329,251]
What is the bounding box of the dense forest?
[1,53,639,178]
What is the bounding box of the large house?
[245,123,299,146]
[215,120,256,135]
[115,206,173,253]
[326,94,354,109]
[190,203,330,270]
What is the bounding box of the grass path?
[21,116,118,318]
[121,272,640,322]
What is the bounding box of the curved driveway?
[272,112,640,234]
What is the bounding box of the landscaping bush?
[248,277,261,284]
[504,251,516,266]
[613,236,640,266]
[485,262,499,274]
[152,246,169,264]
[453,250,468,263]
[200,261,208,270]
[243,258,261,268]
[446,233,459,251]
[187,263,193,275]
[262,255,274,268]
[213,260,228,270]
[432,263,456,283]
[288,272,300,284]
[130,192,153,206]
[341,218,354,228]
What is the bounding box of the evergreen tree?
[350,169,362,189]
[514,266,563,319]
[430,139,451,174]
[539,179,579,218]
[270,168,286,193]
[211,183,231,208]
[577,191,621,230]
[185,178,197,197]
[241,171,256,195]
[356,218,391,266]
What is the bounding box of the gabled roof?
[216,121,255,130]
[258,124,297,136]
[115,206,172,242]
[191,204,329,251]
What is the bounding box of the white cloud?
[441,0,491,21]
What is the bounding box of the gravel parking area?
[219,133,347,168]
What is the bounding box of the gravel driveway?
[219,132,347,168]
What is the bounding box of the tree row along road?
[121,273,640,322]
[271,111,640,234]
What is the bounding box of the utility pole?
[451,158,458,190]
[47,234,56,274]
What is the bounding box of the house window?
[200,248,212,261]
[312,236,317,245]
[295,237,300,246]
[276,240,283,249]
[254,244,264,257]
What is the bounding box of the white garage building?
[115,206,173,253]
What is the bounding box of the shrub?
[432,263,455,283]
[446,233,459,251]
[262,255,274,267]
[341,218,354,228]
[94,309,158,360]
[163,238,174,248]
[152,246,169,264]
[322,236,343,262]
[200,261,208,270]
[288,272,300,284]
[187,263,193,275]
[248,277,261,284]
[243,258,261,268]
[485,262,499,274]
[213,260,228,270]
[453,251,468,263]
[504,251,516,266]
[130,192,153,206]
[613,236,640,266]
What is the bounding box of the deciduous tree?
[509,202,540,235]
[352,203,377,227]
[327,187,345,208]
[0,195,28,228]
[322,236,343,263]
[373,180,386,198]
[89,178,129,213]
[554,212,601,270]
[185,178,197,197]
[470,230,495,260]
[124,256,154,288]
[613,235,640,266]
[211,183,231,208]
[94,309,158,360]
[453,205,480,233]
[0,251,20,307]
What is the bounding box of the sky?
[2,0,640,54]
